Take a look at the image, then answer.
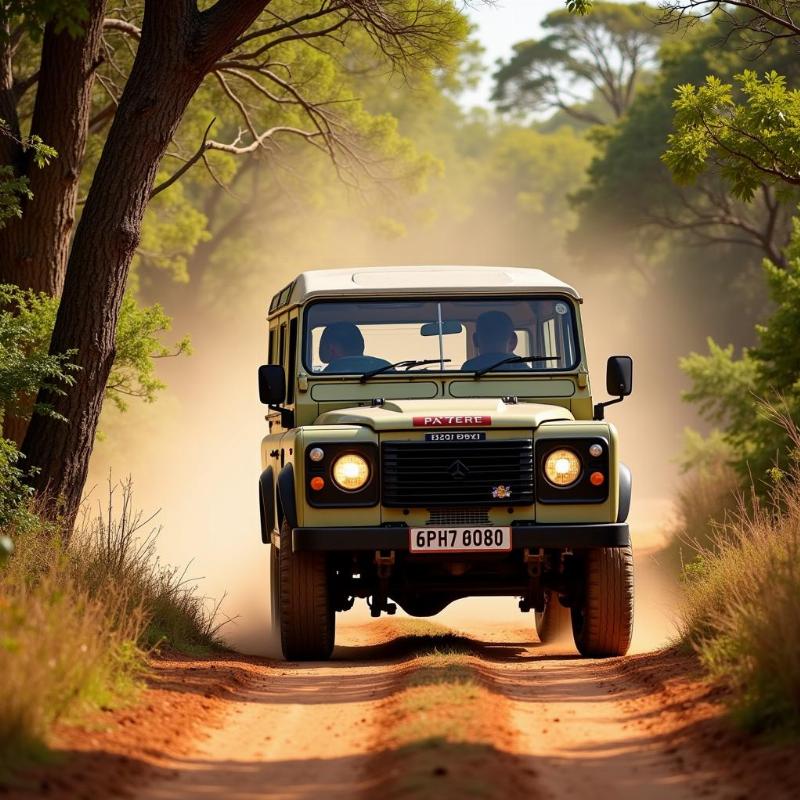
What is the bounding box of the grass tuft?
[0,478,223,777]
[71,477,223,652]
[662,430,740,570]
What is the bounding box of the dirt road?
[8,616,800,800]
[73,618,789,800]
[7,543,799,800]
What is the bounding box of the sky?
[462,0,637,107]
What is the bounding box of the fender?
[617,463,632,524]
[276,462,298,531]
[258,467,275,544]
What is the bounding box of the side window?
[542,318,557,361]
[541,316,576,369]
[286,317,298,404]
[278,323,286,370]
[268,326,276,363]
[514,329,532,358]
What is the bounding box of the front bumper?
[291,522,630,552]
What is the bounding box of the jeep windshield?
[303,297,579,375]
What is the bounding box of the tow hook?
[370,550,397,617]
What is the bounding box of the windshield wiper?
[360,358,451,383]
[473,355,560,378]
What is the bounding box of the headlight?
[332,453,370,491]
[544,448,582,487]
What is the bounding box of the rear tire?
[534,590,572,644]
[571,545,634,658]
[269,540,280,630]
[278,519,335,661]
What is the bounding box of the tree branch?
[103,18,142,40]
[150,117,216,199]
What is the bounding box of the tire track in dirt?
[473,629,707,800]
[367,621,729,800]
[14,617,798,800]
[132,628,398,799]
[131,620,733,800]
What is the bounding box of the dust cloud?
[87,198,697,657]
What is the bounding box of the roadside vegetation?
[0,481,222,777]
[677,416,800,734]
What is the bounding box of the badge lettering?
[412,415,492,427]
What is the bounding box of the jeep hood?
[314,398,572,431]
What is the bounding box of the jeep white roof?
[270,266,580,316]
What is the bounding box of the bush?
[0,481,223,774]
[70,479,224,652]
[678,222,800,489]
[0,521,143,775]
[663,428,740,569]
[679,415,800,733]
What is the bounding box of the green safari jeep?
[258,266,634,661]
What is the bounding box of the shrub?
[0,523,144,775]
[0,480,223,774]
[71,479,224,651]
[679,414,800,733]
[663,428,740,569]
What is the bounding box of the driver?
[319,321,390,373]
[461,310,529,372]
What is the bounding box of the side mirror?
[606,355,633,397]
[594,355,633,420]
[258,364,286,405]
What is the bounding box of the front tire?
[535,590,572,644]
[278,519,335,661]
[571,545,634,658]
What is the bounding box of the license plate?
[424,432,486,442]
[409,526,512,553]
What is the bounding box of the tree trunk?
[0,1,107,296]
[21,0,268,530]
[0,20,22,169]
[0,20,24,444]
[1,1,107,447]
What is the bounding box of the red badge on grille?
[412,415,492,427]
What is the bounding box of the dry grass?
[0,528,144,775]
[378,651,509,799]
[71,479,225,652]
[0,480,223,776]
[679,416,800,733]
[663,434,740,571]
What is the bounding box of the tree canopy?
[571,16,800,272]
[664,70,800,199]
[493,2,663,124]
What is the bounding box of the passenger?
[319,321,390,373]
[461,310,529,372]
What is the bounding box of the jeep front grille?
[426,506,491,526]
[382,439,534,507]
